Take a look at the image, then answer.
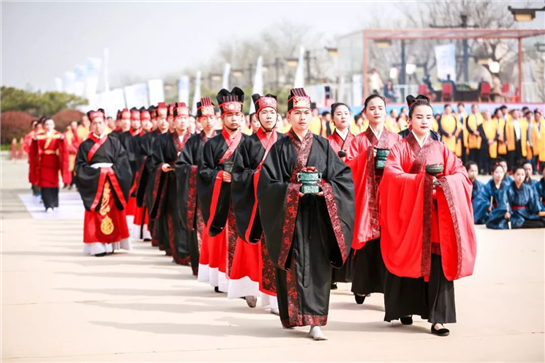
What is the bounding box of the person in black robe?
[130,107,154,241]
[109,109,131,140]
[257,88,355,340]
[142,104,171,248]
[230,93,286,310]
[148,102,193,265]
[74,110,133,256]
[175,97,220,277]
[197,88,248,293]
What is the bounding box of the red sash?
[87,134,108,162]
[244,129,278,242]
[219,129,243,164]
[205,129,243,231]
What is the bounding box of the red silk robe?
[327,130,355,159]
[29,130,70,188]
[346,127,401,250]
[379,132,477,281]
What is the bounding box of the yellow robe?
[482,118,499,159]
[466,113,483,150]
[439,114,458,153]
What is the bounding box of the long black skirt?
[383,254,456,324]
[351,238,386,295]
[41,187,59,209]
[332,249,354,283]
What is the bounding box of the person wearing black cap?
[175,97,220,277]
[197,87,248,293]
[144,103,172,248]
[148,102,194,267]
[229,93,287,311]
[130,108,154,241]
[257,88,355,340]
[74,110,133,256]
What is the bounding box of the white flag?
[178,76,190,104]
[435,44,456,82]
[293,47,305,88]
[85,57,102,99]
[191,71,202,116]
[249,56,264,113]
[222,63,231,90]
[148,79,165,105]
[64,71,76,94]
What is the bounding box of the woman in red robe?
[29,118,70,212]
[379,95,477,337]
[346,95,401,304]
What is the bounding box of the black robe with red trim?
[135,130,162,207]
[231,130,286,295]
[197,131,248,237]
[148,131,192,264]
[74,135,132,211]
[174,130,218,272]
[257,130,355,328]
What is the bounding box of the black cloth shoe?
[95,252,107,257]
[400,316,413,325]
[330,282,338,290]
[431,324,450,336]
[355,294,366,304]
[214,286,222,293]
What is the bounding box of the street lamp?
[375,39,392,48]
[508,6,545,22]
[325,47,338,57]
[286,58,298,67]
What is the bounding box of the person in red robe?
[29,118,70,212]
[379,94,477,336]
[197,88,247,292]
[345,95,402,304]
[327,102,356,289]
[25,119,43,197]
[75,110,133,256]
[120,108,142,226]
[230,93,286,311]
[65,121,81,189]
[131,107,154,241]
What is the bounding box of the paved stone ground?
[1,153,544,362]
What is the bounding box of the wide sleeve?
[379,144,428,279]
[74,144,101,211]
[435,146,477,280]
[197,139,230,236]
[318,142,355,268]
[175,139,198,230]
[472,182,493,223]
[257,140,294,269]
[58,136,71,185]
[111,139,133,204]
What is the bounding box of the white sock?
[309,326,328,341]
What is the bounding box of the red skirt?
[84,198,130,243]
[229,237,260,282]
[133,205,149,226]
[125,195,137,217]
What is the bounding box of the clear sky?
[2,1,402,91]
[2,1,544,92]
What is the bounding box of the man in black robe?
[142,104,171,248]
[109,109,131,140]
[257,88,355,340]
[148,102,193,266]
[119,108,142,227]
[175,97,219,277]
[230,93,286,310]
[197,87,248,292]
[74,109,133,256]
